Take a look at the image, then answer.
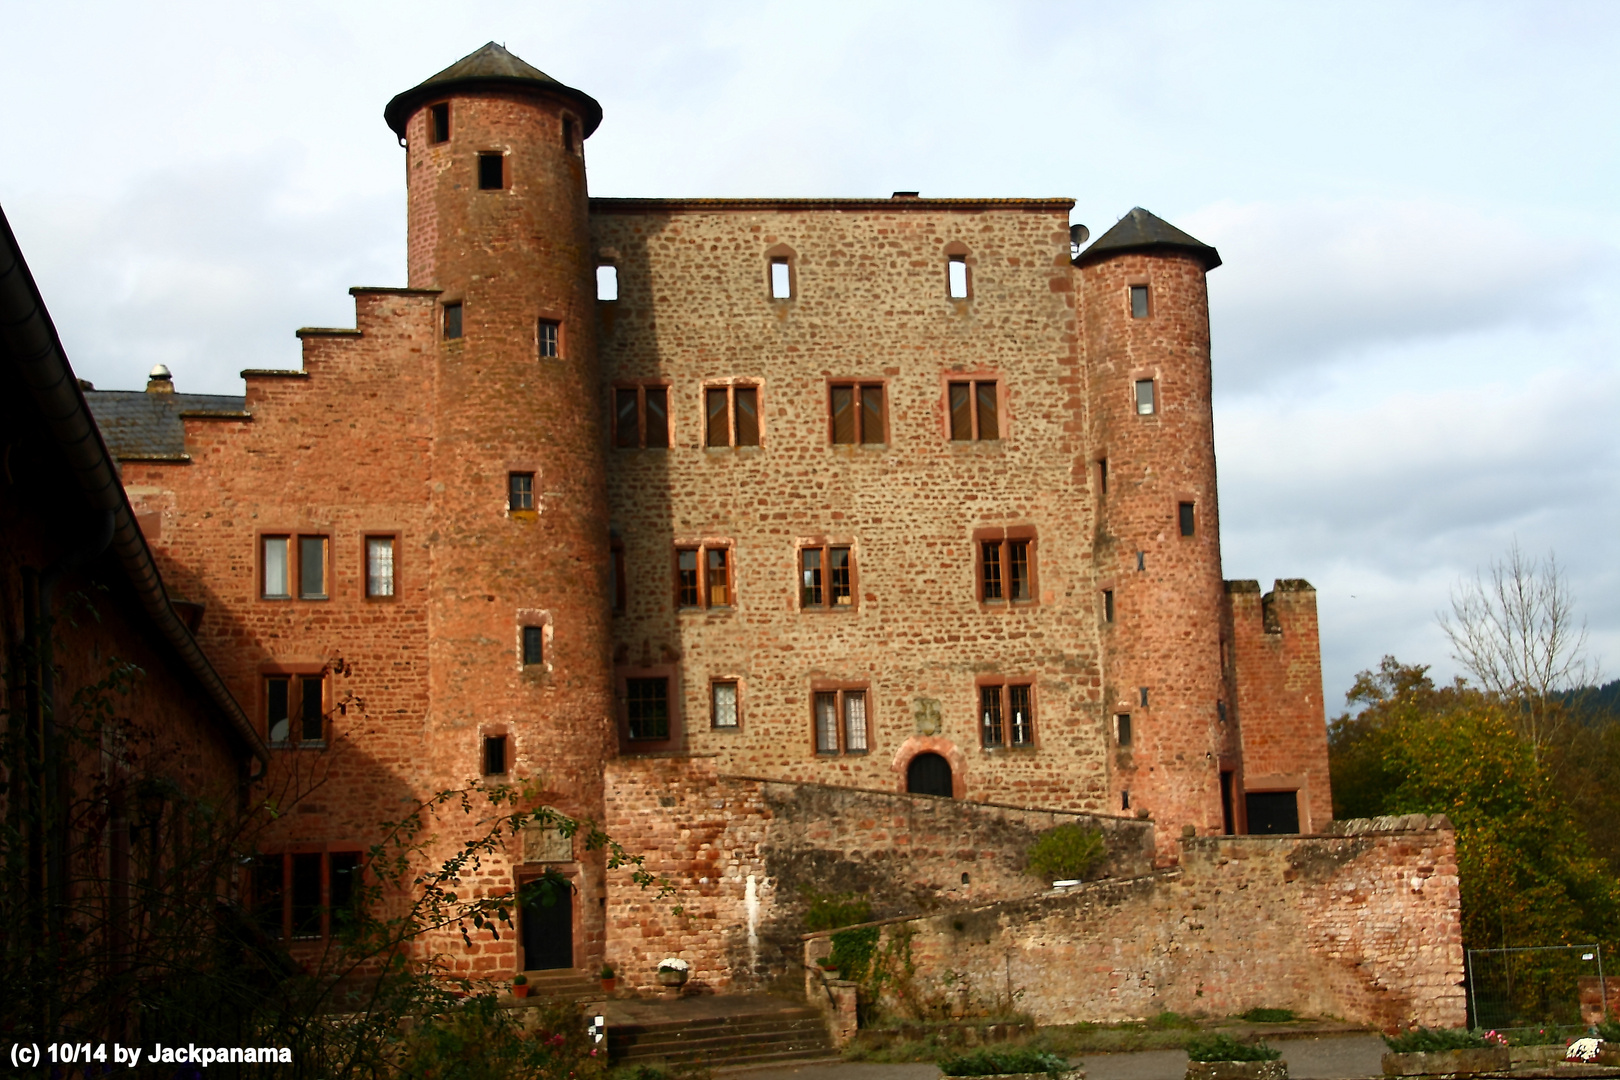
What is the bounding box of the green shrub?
[803,890,873,932]
[1145,1011,1200,1030]
[1239,1008,1296,1023]
[1381,1028,1488,1053]
[1027,825,1107,881]
[1185,1034,1281,1062]
[1597,1020,1620,1042]
[829,925,881,982]
[939,1047,1071,1076]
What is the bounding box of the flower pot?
[512,983,530,998]
[1186,1061,1287,1080]
[657,968,689,987]
[1380,1049,1510,1077]
[601,978,617,994]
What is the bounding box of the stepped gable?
[84,388,245,459]
[1075,205,1222,269]
[384,41,602,138]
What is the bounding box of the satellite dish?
[1069,223,1090,258]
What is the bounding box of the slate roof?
[84,390,246,459]
[1074,207,1221,270]
[384,42,602,139]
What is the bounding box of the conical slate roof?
[1074,207,1221,271]
[384,42,602,139]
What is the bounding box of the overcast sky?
[4,1,1616,713]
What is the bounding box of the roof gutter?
[0,203,269,766]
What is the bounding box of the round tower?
[385,44,614,973]
[1077,209,1229,856]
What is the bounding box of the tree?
[1438,543,1596,763]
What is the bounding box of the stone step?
[608,1009,833,1066]
[610,1011,825,1039]
[612,1027,830,1055]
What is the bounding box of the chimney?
[146,364,174,394]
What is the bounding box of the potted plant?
[1185,1034,1285,1080]
[656,957,690,987]
[511,973,530,999]
[816,955,840,979]
[939,1047,1084,1080]
[1379,1028,1508,1077]
[600,963,617,993]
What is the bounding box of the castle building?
[83,43,1332,987]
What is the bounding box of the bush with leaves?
[1238,1008,1295,1023]
[1026,825,1107,882]
[939,1047,1072,1076]
[1184,1035,1281,1062]
[1381,1028,1489,1053]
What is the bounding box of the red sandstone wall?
[855,814,1463,1028]
[602,756,1154,992]
[1225,579,1332,833]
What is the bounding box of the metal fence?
[1466,944,1606,1031]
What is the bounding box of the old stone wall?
[839,814,1462,1029]
[602,755,1153,993]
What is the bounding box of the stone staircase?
[521,969,601,1002]
[606,997,835,1068]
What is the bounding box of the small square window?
[770,258,792,300]
[483,734,508,775]
[478,152,505,190]
[522,626,544,666]
[947,256,969,299]
[830,383,885,444]
[596,264,618,301]
[1135,378,1155,415]
[509,473,535,512]
[538,320,560,359]
[1130,285,1149,319]
[626,677,670,740]
[298,535,327,599]
[1116,713,1132,746]
[712,681,739,728]
[429,102,450,144]
[443,302,463,340]
[1179,501,1195,537]
[365,536,395,598]
[948,381,999,441]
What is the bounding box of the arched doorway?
[906,752,953,797]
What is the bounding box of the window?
[1135,378,1155,415]
[429,102,451,143]
[1136,551,1146,572]
[626,677,670,740]
[813,688,869,755]
[1102,589,1114,623]
[980,682,1035,748]
[675,544,732,609]
[538,320,560,359]
[365,536,395,598]
[712,681,739,729]
[948,381,999,441]
[800,545,853,610]
[613,385,670,449]
[705,385,760,447]
[252,850,361,941]
[478,152,505,190]
[596,264,618,301]
[509,472,535,512]
[262,535,327,600]
[443,301,463,340]
[1139,687,1150,707]
[1130,284,1149,319]
[483,734,508,775]
[1122,790,1131,811]
[947,256,969,299]
[562,115,576,152]
[522,626,544,666]
[979,536,1033,603]
[1116,713,1132,746]
[266,673,325,746]
[770,258,792,299]
[1098,457,1108,495]
[830,383,885,444]
[1179,501,1195,537]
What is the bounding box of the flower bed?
[1379,1026,1509,1076]
[1185,1034,1286,1080]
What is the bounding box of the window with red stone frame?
[704,384,761,447]
[613,383,671,449]
[250,849,362,941]
[974,526,1037,606]
[799,542,856,611]
[812,683,870,755]
[675,543,733,610]
[978,679,1035,749]
[829,382,886,445]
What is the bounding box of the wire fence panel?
[1467,945,1606,1032]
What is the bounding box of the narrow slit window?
[1139,687,1150,707]
[478,152,505,190]
[712,681,739,728]
[1135,378,1156,415]
[596,264,618,301]
[770,258,792,299]
[298,536,327,599]
[1117,713,1132,746]
[509,473,535,512]
[443,302,463,340]
[562,115,575,151]
[1098,458,1108,494]
[483,734,508,775]
[521,626,544,666]
[365,536,395,598]
[947,256,969,299]
[1136,550,1146,572]
[1103,589,1114,623]
[263,536,290,599]
[1179,501,1196,537]
[1130,284,1149,319]
[538,320,560,359]
[429,102,450,143]
[610,538,626,615]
